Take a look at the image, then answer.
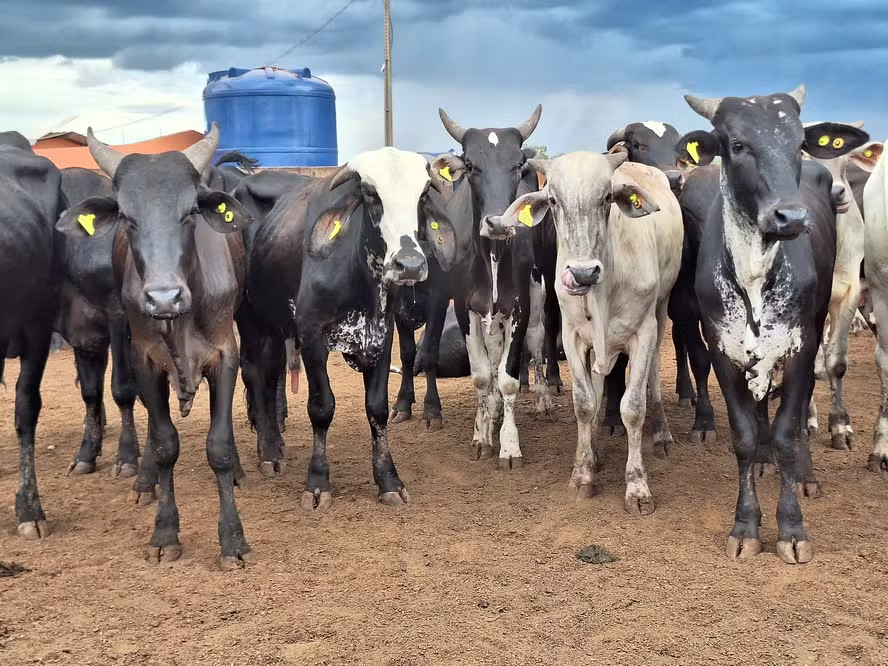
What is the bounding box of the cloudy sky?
[0,0,883,162]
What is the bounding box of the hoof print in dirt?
[576,545,618,565]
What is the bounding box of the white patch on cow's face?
[490,253,499,304]
[642,121,667,138]
[348,147,430,281]
[778,111,786,119]
[488,132,499,147]
[773,99,783,105]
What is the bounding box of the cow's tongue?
[562,268,580,290]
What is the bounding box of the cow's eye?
[731,141,745,154]
[632,141,641,150]
[465,161,474,173]
[604,191,614,204]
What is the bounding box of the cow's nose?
[830,185,850,213]
[569,263,603,287]
[391,251,428,283]
[773,207,810,236]
[144,287,184,319]
[480,215,513,239]
[665,170,684,192]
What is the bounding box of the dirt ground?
[1,327,888,666]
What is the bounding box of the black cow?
[415,302,470,378]
[0,132,66,539]
[56,124,256,569]
[430,106,555,469]
[237,147,457,507]
[56,168,140,478]
[674,85,868,564]
[202,150,260,193]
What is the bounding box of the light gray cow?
[485,152,683,514]
[803,124,883,448]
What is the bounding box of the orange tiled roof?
[34,129,205,170]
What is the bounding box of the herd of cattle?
[2,83,888,570]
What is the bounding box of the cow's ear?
[803,122,870,159]
[197,190,253,233]
[613,183,660,219]
[307,195,359,257]
[56,196,118,239]
[431,154,466,184]
[421,193,458,271]
[500,187,551,229]
[522,147,538,160]
[676,130,718,167]
[850,141,883,173]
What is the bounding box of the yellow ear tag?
[439,166,453,182]
[430,221,439,230]
[518,204,534,227]
[865,149,873,158]
[818,135,830,147]
[832,137,845,149]
[224,210,234,223]
[329,219,342,240]
[216,202,227,214]
[629,192,642,209]
[686,141,700,164]
[77,213,96,236]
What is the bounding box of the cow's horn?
[86,128,124,178]
[439,108,467,144]
[517,105,542,142]
[330,163,357,191]
[684,94,722,121]
[787,84,806,109]
[606,127,627,150]
[182,122,220,175]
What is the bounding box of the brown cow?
[55,124,255,570]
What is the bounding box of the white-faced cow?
[490,152,682,513]
[237,147,457,509]
[433,106,554,469]
[674,85,869,563]
[801,125,882,449]
[56,124,256,570]
[0,132,65,540]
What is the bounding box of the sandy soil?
[1,327,887,665]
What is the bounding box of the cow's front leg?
[825,283,859,451]
[207,344,253,570]
[498,312,530,470]
[622,324,657,516]
[390,314,416,424]
[366,325,409,505]
[418,287,449,431]
[562,325,602,498]
[300,331,334,512]
[467,312,495,460]
[69,345,109,476]
[869,283,888,472]
[109,316,140,479]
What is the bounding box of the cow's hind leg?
[14,324,52,539]
[687,321,716,444]
[498,312,529,471]
[648,303,675,458]
[390,314,416,424]
[669,291,696,407]
[418,288,449,431]
[300,331,334,512]
[109,317,140,479]
[868,286,888,473]
[525,279,552,420]
[243,334,287,478]
[825,285,859,451]
[601,354,627,437]
[622,324,658,516]
[68,346,108,475]
[208,345,253,570]
[137,368,182,564]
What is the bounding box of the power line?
[94,0,360,134]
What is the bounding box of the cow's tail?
[214,150,261,173]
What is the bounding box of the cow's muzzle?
[760,206,810,240]
[561,261,603,295]
[142,283,191,319]
[387,249,428,286]
[480,215,515,241]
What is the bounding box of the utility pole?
[383,0,393,146]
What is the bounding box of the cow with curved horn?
[426,105,559,469]
[55,123,256,570]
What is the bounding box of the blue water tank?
[203,66,338,167]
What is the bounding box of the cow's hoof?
[498,456,523,471]
[471,443,495,460]
[300,490,333,513]
[867,454,888,473]
[67,460,96,476]
[259,460,286,478]
[653,439,673,459]
[569,482,596,500]
[624,494,656,516]
[753,462,777,478]
[548,384,564,395]
[794,481,822,500]
[389,409,412,424]
[379,487,410,506]
[110,461,138,479]
[776,539,813,564]
[678,397,696,408]
[726,536,761,559]
[220,550,255,571]
[689,429,717,445]
[17,520,50,540]
[146,544,182,565]
[423,417,443,432]
[830,432,852,451]
[129,488,157,507]
[599,424,626,438]
[807,425,819,439]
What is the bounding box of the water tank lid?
[204,66,334,99]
